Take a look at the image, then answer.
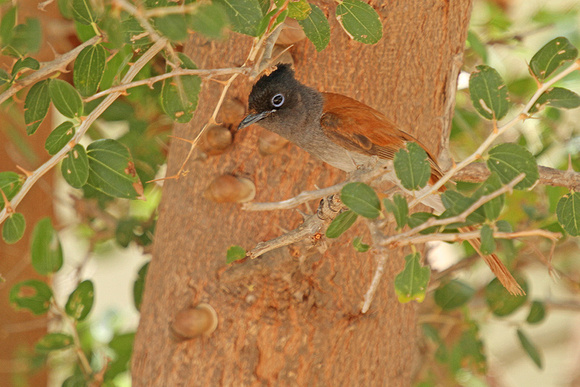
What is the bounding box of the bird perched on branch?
[238,63,523,296]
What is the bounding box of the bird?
[238,63,523,296]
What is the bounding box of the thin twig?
[0,39,168,224]
[393,229,561,246]
[409,60,580,209]
[0,35,101,105]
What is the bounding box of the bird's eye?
[271,94,285,108]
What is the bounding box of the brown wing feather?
[321,93,443,181]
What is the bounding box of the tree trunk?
[132,1,473,385]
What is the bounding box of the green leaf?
[467,30,487,63]
[106,333,135,380]
[49,79,84,118]
[298,4,330,51]
[530,37,578,81]
[214,0,263,36]
[394,252,430,303]
[65,280,94,321]
[517,329,543,369]
[288,0,311,20]
[0,68,11,86]
[31,217,63,275]
[187,3,229,39]
[326,210,358,238]
[383,194,408,229]
[434,280,475,310]
[3,18,42,57]
[440,190,485,227]
[0,171,23,210]
[480,224,495,255]
[496,219,512,233]
[485,276,528,317]
[473,173,505,221]
[72,0,99,25]
[352,236,370,252]
[0,6,17,46]
[469,65,509,120]
[335,0,382,45]
[394,142,431,190]
[122,16,149,47]
[160,53,201,123]
[530,87,580,113]
[155,14,188,42]
[86,139,142,199]
[133,261,149,311]
[12,57,40,76]
[226,245,246,263]
[407,212,437,234]
[45,121,76,155]
[556,192,580,236]
[62,144,89,188]
[35,333,74,352]
[9,280,53,315]
[2,212,25,244]
[487,143,539,190]
[340,182,381,218]
[256,8,287,37]
[24,80,51,135]
[100,44,133,90]
[526,300,546,324]
[73,43,106,97]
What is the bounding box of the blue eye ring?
[271,94,285,108]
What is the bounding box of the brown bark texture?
[132,1,473,386]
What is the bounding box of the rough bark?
[133,1,473,385]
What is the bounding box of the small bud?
[204,175,256,203]
[218,99,246,125]
[277,19,306,45]
[258,131,289,155]
[199,125,233,155]
[171,304,218,339]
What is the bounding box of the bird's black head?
[238,64,306,130]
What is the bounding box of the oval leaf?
[86,139,142,199]
[31,217,63,275]
[9,279,53,315]
[530,87,580,113]
[65,280,94,321]
[155,14,188,42]
[383,194,408,229]
[486,143,538,190]
[517,329,543,369]
[469,65,509,120]
[214,0,263,37]
[394,252,430,303]
[2,212,25,244]
[288,0,311,20]
[473,172,505,221]
[341,182,381,218]
[187,3,229,39]
[434,280,475,310]
[0,171,23,210]
[72,0,99,25]
[526,300,546,324]
[226,245,246,263]
[480,224,495,255]
[530,37,578,81]
[394,142,432,191]
[336,0,382,45]
[298,4,330,51]
[12,57,40,76]
[62,144,89,188]
[74,43,107,97]
[133,261,149,311]
[49,79,84,118]
[160,53,201,123]
[485,276,528,317]
[35,333,74,352]
[45,121,76,155]
[556,192,580,236]
[326,210,358,238]
[24,79,51,135]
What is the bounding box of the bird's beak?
[238,110,274,130]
